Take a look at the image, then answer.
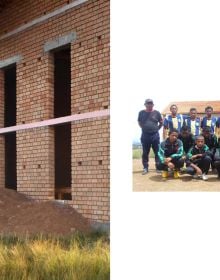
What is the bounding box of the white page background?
[111,1,220,279]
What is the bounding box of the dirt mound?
[0,188,91,236]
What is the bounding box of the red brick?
[0,0,109,223]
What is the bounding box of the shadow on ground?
[133,158,220,191]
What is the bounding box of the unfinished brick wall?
[71,117,109,221]
[16,53,54,124]
[16,127,54,200]
[0,0,110,223]
[0,0,76,36]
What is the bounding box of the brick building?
[0,0,110,228]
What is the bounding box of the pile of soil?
[0,188,91,236]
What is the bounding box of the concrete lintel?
[0,55,22,69]
[44,32,77,52]
[0,0,89,41]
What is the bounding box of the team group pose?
[138,99,220,181]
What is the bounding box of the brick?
[0,0,110,223]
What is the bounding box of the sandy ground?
[133,158,220,191]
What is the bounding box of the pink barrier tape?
[0,109,110,134]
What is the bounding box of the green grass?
[132,148,142,159]
[0,232,110,280]
[132,148,155,159]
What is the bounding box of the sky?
[111,1,220,279]
[127,0,220,142]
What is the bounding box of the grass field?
[132,148,154,159]
[0,232,110,280]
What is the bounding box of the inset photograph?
[133,99,220,191]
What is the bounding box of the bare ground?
[0,188,91,236]
[133,158,220,191]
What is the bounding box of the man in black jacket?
[138,99,163,174]
[178,126,195,154]
[213,137,220,179]
[202,126,218,171]
[186,135,212,180]
[157,129,184,179]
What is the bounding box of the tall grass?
[0,233,110,280]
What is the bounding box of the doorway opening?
[4,65,17,190]
[53,47,72,200]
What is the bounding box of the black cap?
[144,99,154,105]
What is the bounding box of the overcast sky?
[119,0,220,142]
